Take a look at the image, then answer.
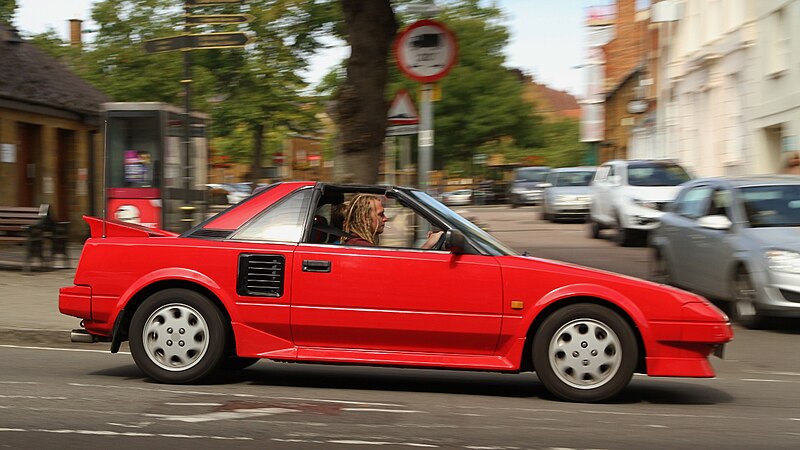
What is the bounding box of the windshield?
[555,171,595,187]
[516,168,549,182]
[627,163,690,186]
[409,191,518,256]
[740,185,800,228]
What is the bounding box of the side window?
[545,172,558,185]
[381,197,440,249]
[232,188,313,242]
[594,166,609,182]
[706,189,732,219]
[674,186,712,219]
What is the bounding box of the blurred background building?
[583,0,800,177]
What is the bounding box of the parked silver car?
[541,167,596,222]
[650,176,800,328]
[441,189,473,206]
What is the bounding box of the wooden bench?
[0,204,69,272]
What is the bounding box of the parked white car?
[441,189,473,206]
[588,159,691,246]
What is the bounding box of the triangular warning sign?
[388,90,419,125]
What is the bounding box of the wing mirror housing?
[537,182,552,188]
[444,229,466,254]
[697,214,733,230]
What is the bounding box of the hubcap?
[142,303,209,371]
[548,318,622,389]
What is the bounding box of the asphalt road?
[1,205,798,449]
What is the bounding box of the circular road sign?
[394,19,458,83]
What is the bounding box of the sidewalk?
[0,243,84,345]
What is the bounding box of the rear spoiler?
[84,216,179,238]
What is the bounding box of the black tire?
[533,303,637,402]
[588,219,601,239]
[731,267,765,329]
[130,288,228,383]
[220,356,260,371]
[650,247,673,285]
[614,214,636,247]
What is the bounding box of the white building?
[659,0,799,176]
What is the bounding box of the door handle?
[302,259,331,273]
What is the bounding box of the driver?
[342,194,442,248]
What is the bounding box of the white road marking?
[270,396,404,407]
[147,407,298,423]
[341,408,423,414]
[741,378,796,383]
[328,440,438,447]
[164,402,223,407]
[745,370,800,377]
[0,344,130,354]
[0,427,251,440]
[0,381,38,384]
[106,422,153,429]
[0,395,67,400]
[69,383,256,398]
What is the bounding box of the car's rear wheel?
[588,219,602,239]
[130,288,227,383]
[650,248,673,285]
[533,303,637,403]
[731,267,765,329]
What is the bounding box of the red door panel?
[291,245,503,355]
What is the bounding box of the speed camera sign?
[394,19,458,83]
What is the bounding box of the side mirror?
[697,214,732,231]
[537,182,552,188]
[444,229,466,254]
[608,175,621,185]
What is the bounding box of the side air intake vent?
[237,254,284,297]
[188,229,233,239]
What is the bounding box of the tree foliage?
[0,0,15,25]
[387,0,544,173]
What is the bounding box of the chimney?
[69,19,82,48]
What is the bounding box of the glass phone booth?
[102,102,208,231]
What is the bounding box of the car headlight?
[765,250,800,274]
[511,187,525,194]
[632,198,659,209]
[556,195,577,203]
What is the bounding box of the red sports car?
[59,182,733,402]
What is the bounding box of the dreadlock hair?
[343,194,383,245]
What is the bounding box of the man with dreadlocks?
[342,194,442,248]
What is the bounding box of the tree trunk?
[251,123,264,183]
[334,0,397,184]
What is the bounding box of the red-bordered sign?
[394,19,458,83]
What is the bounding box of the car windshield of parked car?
[410,190,518,256]
[740,185,800,228]
[516,168,548,182]
[554,171,595,187]
[627,163,691,186]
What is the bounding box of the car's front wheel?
[533,303,637,402]
[731,267,765,329]
[130,288,228,383]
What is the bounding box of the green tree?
[78,0,324,182]
[0,0,15,25]
[386,0,543,174]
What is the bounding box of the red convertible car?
[59,182,733,402]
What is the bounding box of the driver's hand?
[421,231,444,249]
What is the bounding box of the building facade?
[0,23,108,238]
[660,0,797,176]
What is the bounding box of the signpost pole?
[418,83,434,192]
[181,1,194,231]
